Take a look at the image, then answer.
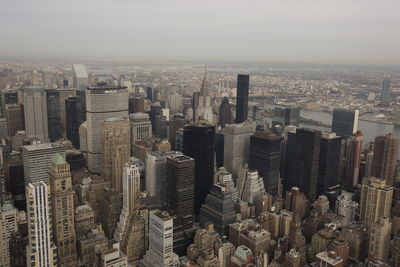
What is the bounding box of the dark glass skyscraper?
[235,74,249,123]
[183,124,215,217]
[284,128,321,201]
[272,106,300,127]
[331,108,359,138]
[46,89,63,142]
[65,96,81,149]
[381,78,391,101]
[146,87,154,101]
[317,132,342,196]
[249,131,282,195]
[219,97,233,127]
[167,153,195,255]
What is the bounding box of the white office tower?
[72,64,89,90]
[335,191,358,226]
[0,201,18,266]
[129,113,152,142]
[86,85,128,174]
[23,87,49,143]
[140,210,180,267]
[223,122,256,177]
[26,182,58,267]
[114,164,140,242]
[22,143,66,185]
[168,93,183,114]
[236,164,265,204]
[145,152,169,204]
[214,167,239,201]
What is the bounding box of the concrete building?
[74,204,95,235]
[230,245,255,267]
[186,223,221,263]
[140,210,180,267]
[22,142,66,185]
[223,122,256,178]
[335,191,358,226]
[342,131,363,188]
[95,243,127,267]
[371,133,399,186]
[315,251,344,267]
[0,201,18,267]
[360,177,393,227]
[86,85,128,174]
[48,154,76,266]
[5,104,24,137]
[23,86,49,143]
[129,113,152,143]
[26,182,58,267]
[101,117,130,192]
[77,227,108,266]
[368,217,391,263]
[168,93,183,114]
[145,151,168,204]
[236,164,265,204]
[168,114,190,149]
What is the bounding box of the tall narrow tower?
[235,74,249,123]
[48,154,77,266]
[26,182,58,267]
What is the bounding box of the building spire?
[200,62,209,96]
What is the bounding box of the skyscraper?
[65,96,81,149]
[129,95,145,113]
[317,132,342,196]
[166,152,195,254]
[371,133,399,186]
[26,182,58,267]
[72,64,89,90]
[0,201,18,267]
[236,164,265,204]
[129,112,152,143]
[23,86,49,143]
[168,114,190,149]
[223,122,256,178]
[48,154,77,266]
[331,108,359,138]
[272,106,300,127]
[146,151,168,205]
[249,131,282,195]
[5,104,24,137]
[284,128,321,201]
[360,177,393,227]
[368,217,391,263]
[140,210,180,267]
[101,117,130,192]
[58,89,76,138]
[380,78,391,101]
[219,97,233,127]
[193,68,213,123]
[183,124,215,217]
[45,89,63,142]
[86,85,128,174]
[342,131,363,188]
[22,143,66,185]
[235,74,249,123]
[199,183,236,236]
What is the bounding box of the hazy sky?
[1,0,400,65]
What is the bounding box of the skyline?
[1,0,400,66]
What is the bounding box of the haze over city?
[1,0,400,65]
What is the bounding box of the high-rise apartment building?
[166,152,195,255]
[5,104,24,137]
[199,183,236,236]
[360,177,393,227]
[129,112,152,143]
[48,154,77,266]
[219,97,233,127]
[101,117,130,192]
[26,182,58,267]
[22,143,66,185]
[235,74,249,123]
[86,85,128,174]
[318,132,342,196]
[284,128,321,201]
[331,108,359,138]
[23,86,49,143]
[0,201,18,266]
[368,217,391,263]
[249,131,282,195]
[46,89,63,142]
[65,96,81,148]
[371,133,399,186]
[223,122,256,178]
[140,210,180,267]
[342,131,363,188]
[183,124,215,217]
[380,78,391,101]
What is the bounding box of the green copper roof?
[51,153,66,164]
